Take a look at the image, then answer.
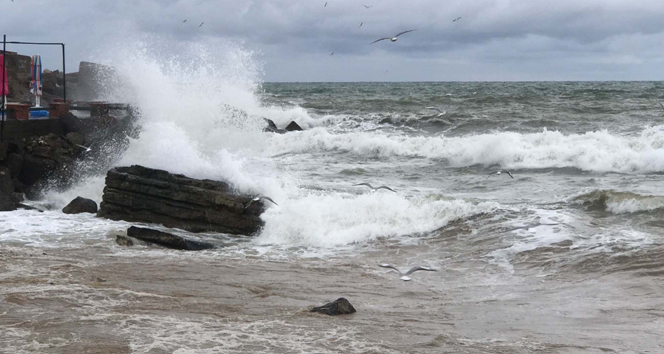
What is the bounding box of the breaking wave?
[264,126,664,173]
[572,189,664,214]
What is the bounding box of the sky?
[2,0,664,82]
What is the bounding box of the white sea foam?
[256,192,500,248]
[262,126,664,173]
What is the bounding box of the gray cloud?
[1,0,664,81]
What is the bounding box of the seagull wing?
[378,264,402,274]
[376,186,397,193]
[259,196,278,206]
[243,199,256,210]
[395,29,416,37]
[404,266,437,275]
[370,37,391,44]
[506,171,514,179]
[486,172,495,179]
[354,183,374,189]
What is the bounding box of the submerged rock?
[285,121,303,131]
[97,165,266,235]
[115,235,134,247]
[62,196,98,214]
[126,226,216,251]
[310,298,356,316]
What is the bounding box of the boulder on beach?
[62,196,98,214]
[310,298,357,316]
[97,165,267,235]
[0,191,19,212]
[126,226,216,251]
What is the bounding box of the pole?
[62,43,66,102]
[1,34,6,142]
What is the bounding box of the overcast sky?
[2,0,664,82]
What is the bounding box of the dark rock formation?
[263,118,280,133]
[285,121,303,131]
[115,235,134,247]
[0,191,19,212]
[97,165,266,235]
[62,196,98,214]
[310,298,356,316]
[0,166,13,195]
[126,226,216,250]
[5,153,23,178]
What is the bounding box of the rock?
[0,141,7,160]
[263,118,280,133]
[310,298,356,316]
[0,166,13,195]
[0,191,18,212]
[5,153,23,178]
[97,165,266,235]
[285,121,303,131]
[65,132,86,146]
[62,196,98,214]
[115,235,134,247]
[126,226,216,251]
[18,153,58,187]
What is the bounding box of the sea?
[1,43,663,353]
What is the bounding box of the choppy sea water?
[1,43,664,353]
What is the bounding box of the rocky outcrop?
[126,226,217,251]
[97,165,267,235]
[310,298,357,316]
[0,191,18,211]
[285,121,303,131]
[62,196,98,214]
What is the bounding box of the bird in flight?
[487,170,514,179]
[378,264,437,281]
[243,196,278,210]
[324,2,327,6]
[453,17,462,22]
[359,22,363,28]
[425,107,447,117]
[182,19,187,23]
[199,22,204,27]
[330,52,334,56]
[74,144,93,152]
[353,183,396,193]
[370,29,416,44]
[363,4,372,8]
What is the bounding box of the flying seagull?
[243,196,278,210]
[359,22,363,28]
[74,143,93,152]
[182,19,187,23]
[453,17,462,22]
[324,2,327,6]
[487,170,514,179]
[425,107,447,117]
[354,183,396,193]
[378,264,437,281]
[199,22,204,27]
[370,29,416,44]
[330,52,334,56]
[363,4,372,8]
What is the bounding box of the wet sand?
[1,241,663,353]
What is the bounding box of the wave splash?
[265,126,664,173]
[572,189,664,214]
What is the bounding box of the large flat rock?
[97,165,267,235]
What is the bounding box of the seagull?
[74,143,92,152]
[182,19,187,23]
[453,17,462,22]
[199,22,204,27]
[370,29,416,44]
[425,107,447,117]
[324,2,327,6]
[378,264,437,281]
[243,196,278,210]
[330,52,334,56]
[353,183,396,193]
[363,4,372,8]
[487,170,514,179]
[359,22,363,27]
